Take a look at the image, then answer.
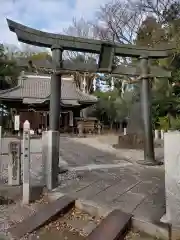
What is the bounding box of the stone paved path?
[0,136,165,227]
[70,136,164,163]
[0,136,126,184]
[56,164,165,224]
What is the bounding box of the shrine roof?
[0,74,97,106]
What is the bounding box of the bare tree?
[93,0,143,44]
[93,0,180,44]
[64,18,95,59]
[92,0,180,85]
[92,0,144,85]
[133,0,179,23]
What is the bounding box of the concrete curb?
[75,199,170,240]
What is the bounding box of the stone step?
[87,209,132,240]
[8,195,75,240]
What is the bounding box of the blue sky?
[0,0,110,47]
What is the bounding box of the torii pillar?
[50,45,62,131]
[139,55,155,165]
[45,45,63,190]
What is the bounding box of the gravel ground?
[22,207,102,240]
[0,195,50,238]
[125,230,157,240]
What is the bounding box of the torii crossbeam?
[7,19,172,58]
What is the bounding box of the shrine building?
[0,59,97,132]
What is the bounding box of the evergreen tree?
[0,44,20,89]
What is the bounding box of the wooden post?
[22,120,30,204]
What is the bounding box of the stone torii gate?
[6,19,172,188]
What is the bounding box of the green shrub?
[157,116,170,131]
[170,116,180,130]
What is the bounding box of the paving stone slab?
[136,167,164,183]
[58,179,100,197]
[59,137,119,166]
[109,191,145,213]
[57,172,100,194]
[100,167,141,183]
[91,178,141,204]
[75,180,113,199]
[8,196,75,240]
[91,169,124,184]
[132,185,165,222]
[130,180,159,196]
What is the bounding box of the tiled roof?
[0,74,97,105]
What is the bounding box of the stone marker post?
[160,129,164,140]
[14,115,20,136]
[123,128,127,136]
[97,123,101,135]
[163,131,180,228]
[154,129,159,140]
[22,120,30,204]
[42,131,47,186]
[8,141,21,186]
[69,111,74,128]
[77,122,83,137]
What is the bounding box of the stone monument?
[8,141,21,186]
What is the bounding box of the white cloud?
[0,0,110,47]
